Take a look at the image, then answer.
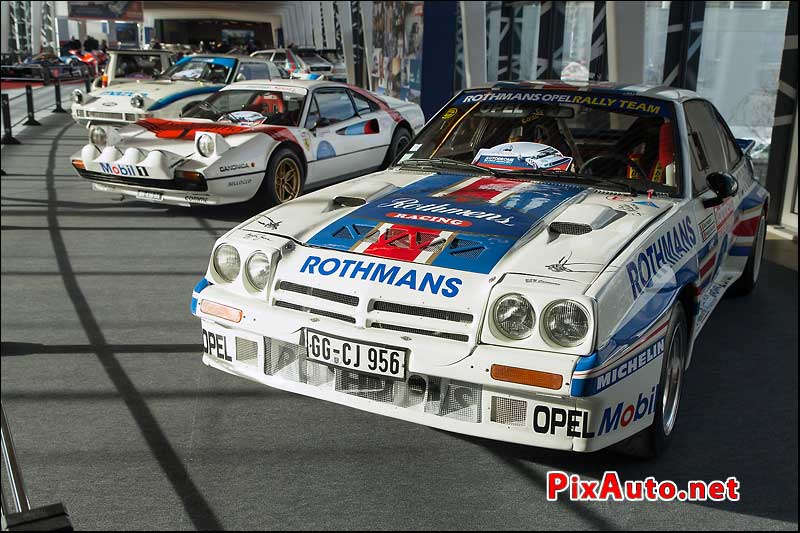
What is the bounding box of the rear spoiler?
[736,138,756,155]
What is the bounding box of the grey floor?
[1,112,797,530]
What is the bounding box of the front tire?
[728,211,766,296]
[382,126,412,169]
[616,301,689,458]
[259,147,305,206]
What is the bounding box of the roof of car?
[222,79,345,91]
[473,80,700,102]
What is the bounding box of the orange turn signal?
[71,159,85,170]
[175,170,204,181]
[199,300,243,323]
[490,364,563,390]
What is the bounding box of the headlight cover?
[542,300,590,347]
[492,293,535,340]
[72,89,84,104]
[130,94,145,108]
[213,244,240,282]
[89,126,107,147]
[197,134,215,157]
[245,252,271,291]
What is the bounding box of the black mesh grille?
[370,323,469,342]
[549,221,592,235]
[278,281,359,306]
[274,301,356,323]
[373,301,473,323]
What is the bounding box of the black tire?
[728,211,767,297]
[382,126,413,169]
[257,146,305,206]
[615,301,689,458]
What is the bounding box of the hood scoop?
[549,203,624,236]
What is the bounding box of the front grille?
[491,396,527,426]
[260,336,481,423]
[277,281,358,306]
[85,110,137,122]
[76,169,208,191]
[274,300,356,323]
[235,337,258,365]
[370,323,469,343]
[372,301,473,324]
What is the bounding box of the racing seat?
[617,117,674,183]
[250,93,285,115]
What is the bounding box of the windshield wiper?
[398,157,499,176]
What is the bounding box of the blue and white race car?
[191,81,768,457]
[71,54,282,129]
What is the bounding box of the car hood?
[84,80,223,112]
[238,169,674,285]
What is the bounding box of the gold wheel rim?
[274,158,301,203]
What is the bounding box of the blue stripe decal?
[191,278,212,314]
[148,86,224,111]
[729,245,751,256]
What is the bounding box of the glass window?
[266,62,281,79]
[162,58,232,83]
[560,1,594,81]
[684,100,730,193]
[312,89,357,124]
[350,91,378,114]
[114,54,166,79]
[697,2,790,171]
[643,1,671,85]
[238,63,271,81]
[182,89,307,127]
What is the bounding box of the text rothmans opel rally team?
[70,69,768,457]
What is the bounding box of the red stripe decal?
[733,216,760,237]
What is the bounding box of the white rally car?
[70,79,424,206]
[191,82,768,456]
[71,54,281,128]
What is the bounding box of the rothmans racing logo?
[300,255,462,297]
[377,197,515,227]
[625,216,697,299]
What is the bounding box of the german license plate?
[137,190,162,201]
[304,329,407,379]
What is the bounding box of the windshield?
[182,87,307,127]
[114,54,167,79]
[319,51,341,63]
[160,57,234,83]
[399,88,681,194]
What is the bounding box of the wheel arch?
[677,282,698,370]
[267,140,307,177]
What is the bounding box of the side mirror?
[703,172,739,208]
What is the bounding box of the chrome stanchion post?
[1,94,20,144]
[1,402,31,514]
[23,85,42,126]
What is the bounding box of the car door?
[304,87,390,185]
[683,99,749,295]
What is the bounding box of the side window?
[683,100,728,194]
[305,97,321,129]
[272,52,287,67]
[350,90,378,114]
[240,63,270,80]
[266,62,281,79]
[314,89,357,125]
[708,103,742,170]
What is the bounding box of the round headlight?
[213,244,240,282]
[72,89,84,104]
[245,252,271,291]
[492,293,535,340]
[542,300,590,347]
[197,134,215,157]
[130,94,145,108]
[89,126,107,147]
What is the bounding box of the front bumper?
[195,290,617,452]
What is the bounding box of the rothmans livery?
[71,54,278,129]
[191,81,769,456]
[70,79,425,206]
